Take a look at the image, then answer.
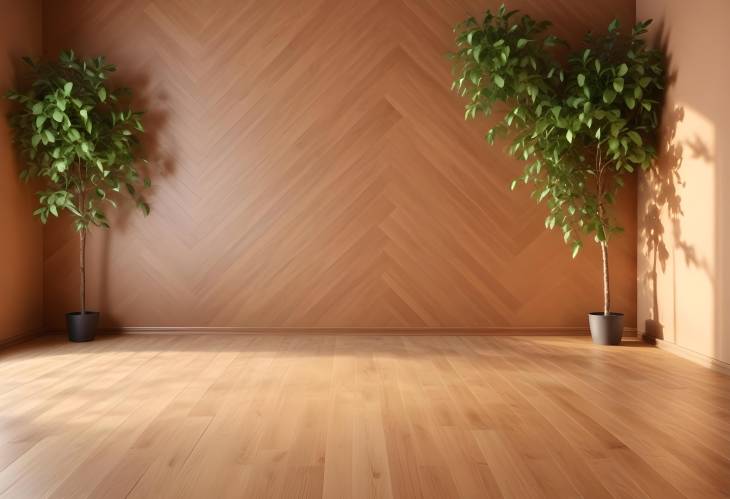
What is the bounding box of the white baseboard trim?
[644,335,730,376]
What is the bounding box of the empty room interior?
[2,0,730,497]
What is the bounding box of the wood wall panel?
[42,0,636,330]
[0,0,43,344]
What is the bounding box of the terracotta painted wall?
[0,0,44,344]
[637,0,730,364]
[42,0,636,331]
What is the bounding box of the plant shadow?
[95,70,174,329]
[638,22,714,344]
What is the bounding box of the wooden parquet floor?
[0,334,729,498]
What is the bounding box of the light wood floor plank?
[1,334,729,498]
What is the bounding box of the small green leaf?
[602,89,616,103]
[32,102,43,114]
[566,129,573,143]
[517,38,528,48]
[613,78,624,93]
[617,63,628,76]
[64,81,73,95]
[52,110,64,122]
[572,243,581,258]
[493,74,505,88]
[35,115,47,129]
[577,74,585,87]
[627,131,642,145]
[98,87,107,102]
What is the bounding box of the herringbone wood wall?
[42,0,636,331]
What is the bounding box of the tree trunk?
[80,228,86,314]
[600,241,610,315]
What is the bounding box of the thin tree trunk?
[601,241,610,315]
[80,228,86,314]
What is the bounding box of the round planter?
[65,311,99,342]
[588,312,624,345]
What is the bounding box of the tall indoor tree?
[6,50,150,341]
[450,6,664,344]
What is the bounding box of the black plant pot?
[588,312,624,345]
[66,311,100,342]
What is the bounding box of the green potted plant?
[449,6,664,345]
[6,50,150,342]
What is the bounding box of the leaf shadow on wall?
[95,72,173,329]
[640,104,682,342]
[639,25,715,343]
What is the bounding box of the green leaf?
[577,74,585,87]
[608,19,619,32]
[44,130,55,143]
[64,81,73,95]
[572,242,581,258]
[617,63,628,76]
[627,131,642,145]
[602,89,616,103]
[52,110,64,122]
[31,102,43,115]
[35,115,47,129]
[493,74,505,88]
[98,87,107,102]
[612,78,624,93]
[566,129,573,143]
[139,202,150,216]
[517,38,528,48]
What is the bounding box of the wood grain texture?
[41,0,637,330]
[0,0,44,343]
[1,334,729,498]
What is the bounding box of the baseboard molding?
[0,330,43,350]
[643,335,730,376]
[68,325,639,336]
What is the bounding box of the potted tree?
[6,50,150,342]
[449,6,664,345]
